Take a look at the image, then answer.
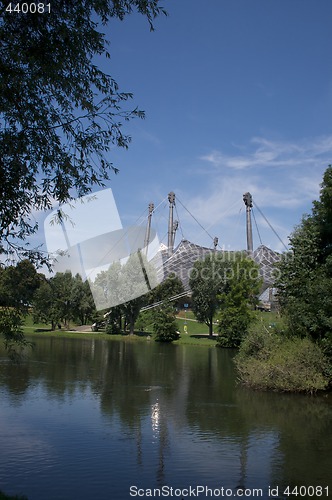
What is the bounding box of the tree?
[135,273,185,333]
[119,253,154,334]
[70,274,96,325]
[0,260,40,358]
[151,273,185,303]
[153,303,179,343]
[92,261,123,311]
[33,279,60,330]
[33,272,96,329]
[275,165,332,348]
[105,306,123,334]
[0,0,167,259]
[0,259,41,309]
[312,166,332,262]
[92,252,157,334]
[189,253,231,337]
[217,254,261,347]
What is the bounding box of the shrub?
[153,304,179,343]
[217,306,255,347]
[217,254,261,347]
[135,310,154,333]
[105,320,121,335]
[105,309,121,335]
[235,330,330,393]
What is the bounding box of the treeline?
[0,264,96,331]
[95,251,262,346]
[33,272,96,329]
[0,257,186,343]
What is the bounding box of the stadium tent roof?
[252,245,281,286]
[156,240,280,290]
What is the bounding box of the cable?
[140,290,192,312]
[227,205,244,249]
[251,207,263,246]
[175,202,185,240]
[176,196,216,244]
[253,201,288,252]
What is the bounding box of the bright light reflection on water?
[0,336,331,500]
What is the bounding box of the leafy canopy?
[0,0,166,259]
[217,253,261,347]
[189,253,231,337]
[275,165,332,345]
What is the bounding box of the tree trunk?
[129,317,135,335]
[208,317,213,338]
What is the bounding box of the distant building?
[156,239,280,292]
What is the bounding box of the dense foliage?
[150,273,185,303]
[189,253,231,337]
[189,252,260,344]
[134,274,185,334]
[153,303,179,342]
[0,259,41,309]
[33,272,96,329]
[235,329,329,393]
[275,165,332,351]
[99,269,184,335]
[217,254,261,347]
[92,253,158,334]
[0,260,41,358]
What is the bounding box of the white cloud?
[200,134,332,171]
[176,135,332,251]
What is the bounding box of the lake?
[0,336,331,500]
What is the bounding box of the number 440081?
[5,3,51,13]
[283,485,329,497]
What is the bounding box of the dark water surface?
[0,336,331,500]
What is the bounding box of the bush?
[217,307,255,347]
[105,309,121,335]
[105,320,121,335]
[235,330,330,393]
[135,310,154,333]
[153,304,179,343]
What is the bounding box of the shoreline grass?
[22,311,285,347]
[24,328,218,347]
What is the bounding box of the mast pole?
[144,202,154,256]
[167,192,175,256]
[172,220,179,250]
[243,192,253,254]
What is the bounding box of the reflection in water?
[151,400,160,435]
[0,337,331,500]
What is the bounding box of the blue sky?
[41,0,332,256]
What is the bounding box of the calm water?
[0,336,331,500]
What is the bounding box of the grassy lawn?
[176,316,209,335]
[21,311,284,348]
[22,314,217,347]
[249,310,285,333]
[22,314,54,334]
